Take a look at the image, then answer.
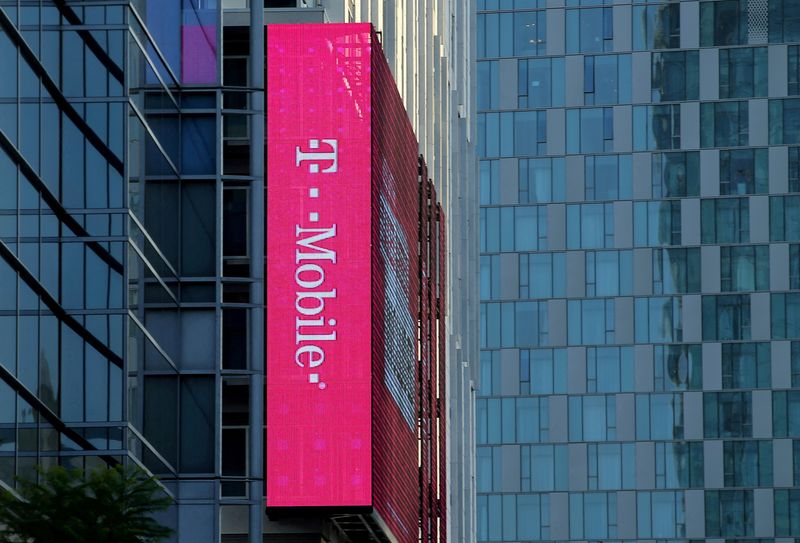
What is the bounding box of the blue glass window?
[521,445,568,491]
[634,104,681,150]
[637,491,686,538]
[722,343,771,389]
[702,294,751,341]
[520,252,566,298]
[635,296,683,343]
[654,344,703,391]
[569,395,617,441]
[636,393,684,440]
[652,248,700,294]
[723,440,772,486]
[769,99,800,145]
[519,158,565,203]
[652,151,700,197]
[652,51,699,102]
[771,195,800,241]
[772,293,800,339]
[720,245,769,292]
[567,8,613,54]
[567,108,613,153]
[570,492,617,539]
[720,148,768,195]
[568,299,615,345]
[567,203,614,249]
[585,250,633,296]
[704,391,752,438]
[702,197,750,244]
[633,4,680,50]
[520,349,567,394]
[584,54,631,105]
[719,47,768,98]
[588,443,635,490]
[586,346,634,392]
[700,0,748,46]
[634,201,681,246]
[705,490,754,537]
[518,58,565,108]
[774,391,800,437]
[585,154,631,200]
[655,442,704,489]
[701,101,749,147]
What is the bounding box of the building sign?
[266,24,373,508]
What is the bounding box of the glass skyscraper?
[478,0,800,540]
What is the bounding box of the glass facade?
[477,0,800,540]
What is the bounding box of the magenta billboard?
[266,24,373,508]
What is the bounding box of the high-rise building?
[0,1,477,543]
[477,1,800,540]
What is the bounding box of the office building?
[478,0,800,540]
[0,1,477,543]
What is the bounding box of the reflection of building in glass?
[478,0,800,539]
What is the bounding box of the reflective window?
[790,147,800,192]
[519,158,565,203]
[476,446,498,492]
[480,205,547,252]
[702,197,750,244]
[655,442,704,489]
[774,391,800,437]
[478,111,546,157]
[567,203,614,249]
[635,296,683,343]
[701,101,749,148]
[633,4,680,50]
[480,160,500,205]
[769,99,800,145]
[652,51,699,102]
[480,301,549,348]
[720,245,769,292]
[476,493,550,541]
[477,11,547,58]
[587,443,635,490]
[703,294,751,341]
[704,391,752,438]
[771,195,800,241]
[723,440,772,487]
[586,250,633,296]
[700,0,748,46]
[636,393,684,440]
[772,293,800,339]
[720,148,768,195]
[566,8,613,54]
[638,491,686,538]
[520,252,565,298]
[769,0,800,43]
[652,151,700,198]
[584,54,631,105]
[722,343,771,389]
[569,395,617,441]
[634,201,682,246]
[480,254,500,300]
[634,104,681,150]
[654,344,703,391]
[521,444,568,491]
[653,248,701,294]
[477,397,550,444]
[587,346,634,392]
[776,489,800,536]
[567,108,613,154]
[518,58,565,108]
[568,299,615,345]
[790,46,800,96]
[570,492,617,539]
[719,47,768,98]
[585,154,631,200]
[520,349,567,394]
[792,244,800,289]
[706,490,754,537]
[477,61,500,110]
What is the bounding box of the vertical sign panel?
[266,23,373,508]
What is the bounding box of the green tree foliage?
[0,464,174,543]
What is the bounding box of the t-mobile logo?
[295,139,339,173]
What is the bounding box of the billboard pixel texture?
[266,23,373,508]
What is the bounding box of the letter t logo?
[295,139,339,173]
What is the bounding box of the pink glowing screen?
[266,24,373,508]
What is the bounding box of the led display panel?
[266,23,373,508]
